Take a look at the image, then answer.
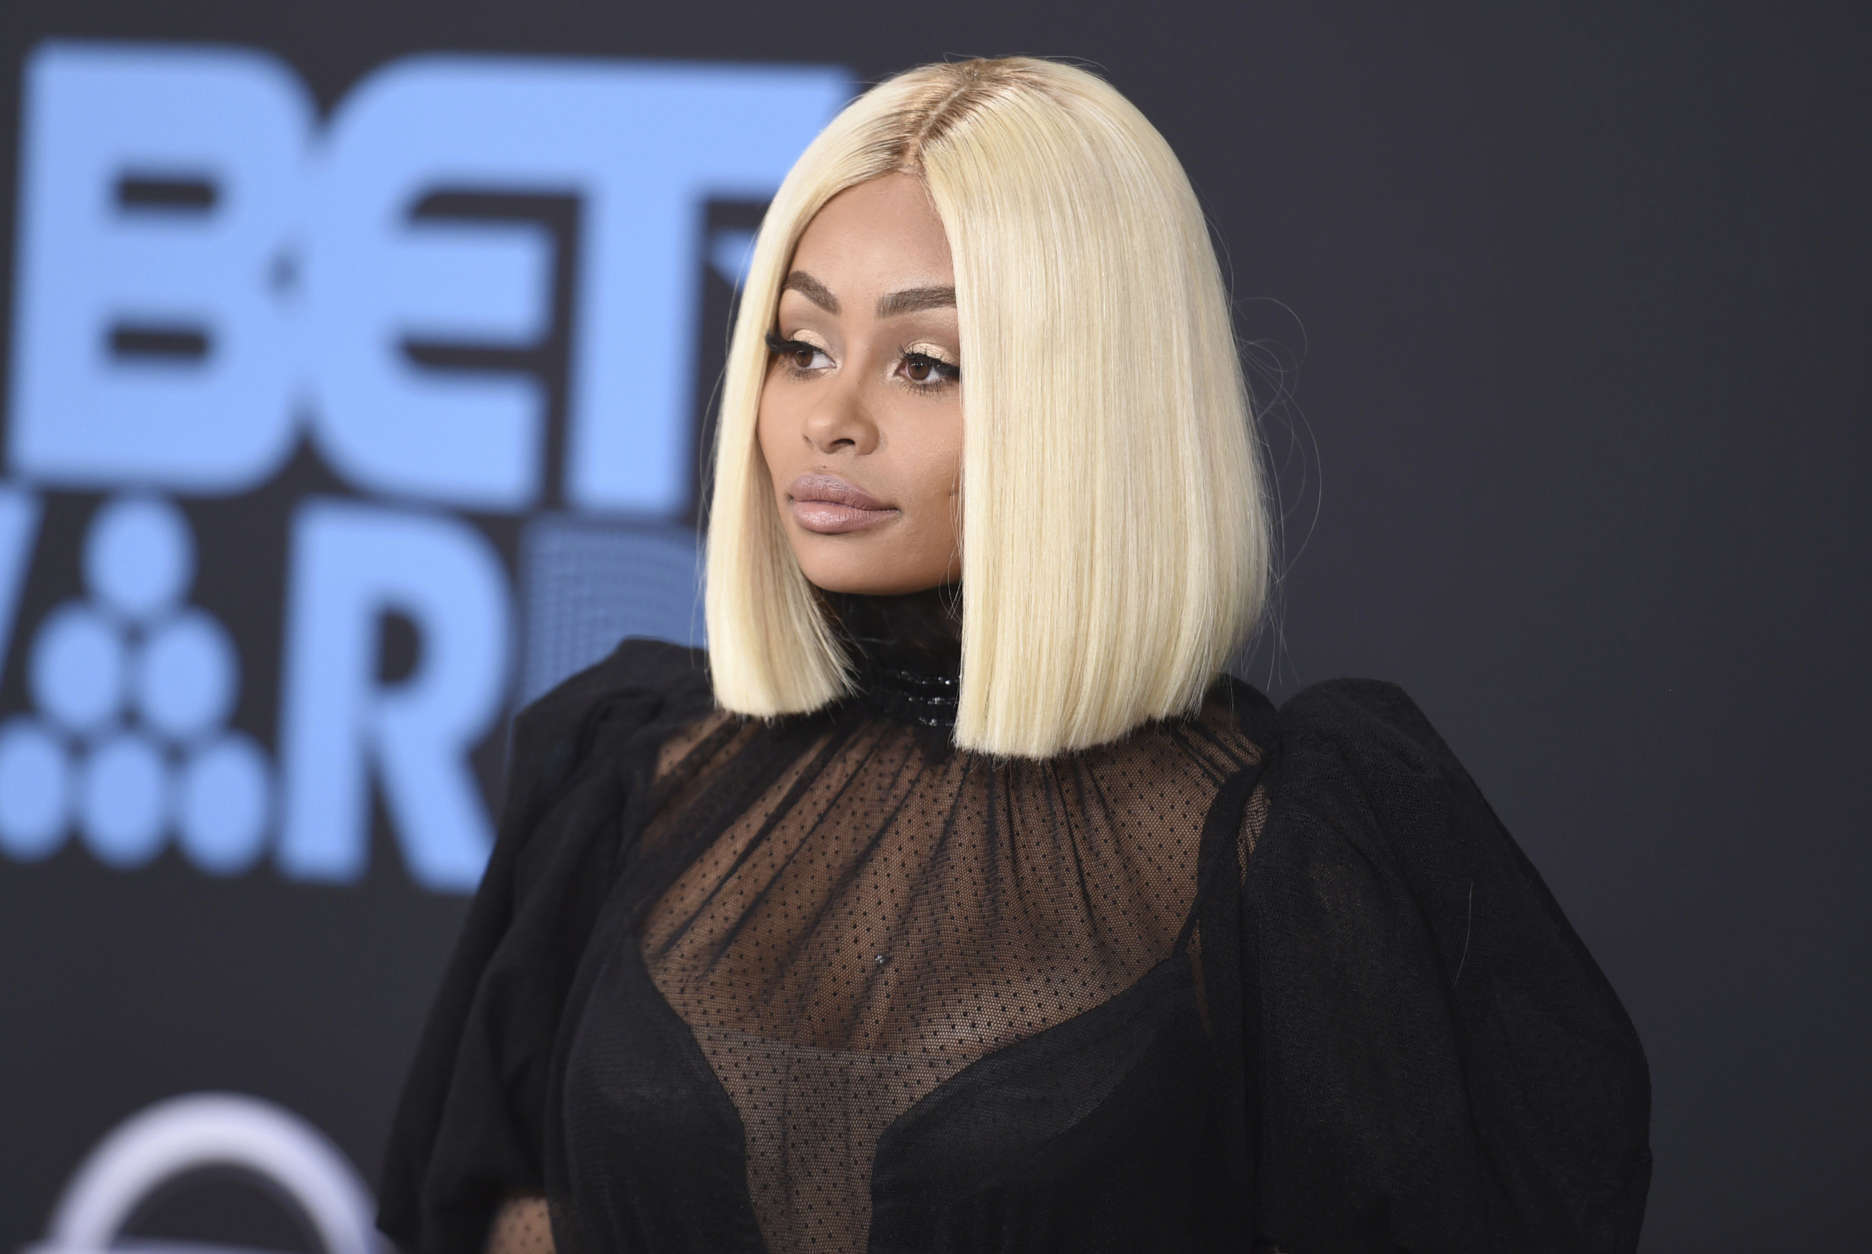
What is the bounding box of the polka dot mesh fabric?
[616,675,1267,1252]
[484,1194,552,1252]
[542,583,1271,1253]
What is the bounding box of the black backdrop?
[0,1,1863,1250]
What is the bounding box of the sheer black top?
[375,586,1652,1253]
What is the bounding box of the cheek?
[916,433,965,516]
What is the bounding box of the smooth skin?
[758,172,965,595]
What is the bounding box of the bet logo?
[0,494,270,873]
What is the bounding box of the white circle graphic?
[0,717,70,859]
[136,609,239,742]
[84,494,195,624]
[28,1091,385,1254]
[77,734,169,869]
[31,602,127,735]
[177,733,273,876]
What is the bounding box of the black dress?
[375,584,1652,1253]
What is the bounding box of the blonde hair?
[702,56,1274,761]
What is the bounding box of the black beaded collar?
[817,581,962,730]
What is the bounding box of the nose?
[801,368,878,455]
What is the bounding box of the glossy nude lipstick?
[787,473,899,534]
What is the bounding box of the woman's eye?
[765,332,830,373]
[901,352,961,389]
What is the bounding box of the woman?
[376,56,1652,1253]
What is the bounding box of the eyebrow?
[878,285,957,318]
[781,271,840,314]
[781,270,956,319]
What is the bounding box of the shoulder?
[1277,677,1451,762]
[1260,676,1484,865]
[1271,677,1468,796]
[516,635,712,728]
[504,635,716,803]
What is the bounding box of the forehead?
[787,172,953,289]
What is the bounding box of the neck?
[817,580,963,728]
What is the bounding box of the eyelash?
[764,331,961,392]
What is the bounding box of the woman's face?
[757,172,964,595]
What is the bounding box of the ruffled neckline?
[816,581,962,729]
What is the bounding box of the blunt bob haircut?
[703,55,1274,761]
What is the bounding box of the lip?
[788,473,891,510]
[786,473,899,535]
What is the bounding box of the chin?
[807,573,907,596]
[800,562,940,598]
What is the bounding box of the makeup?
[790,500,900,533]
[787,471,899,534]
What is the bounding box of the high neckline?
[817,581,962,729]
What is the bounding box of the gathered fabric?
[376,586,1651,1254]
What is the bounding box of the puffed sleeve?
[1244,679,1652,1253]
[374,636,710,1254]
